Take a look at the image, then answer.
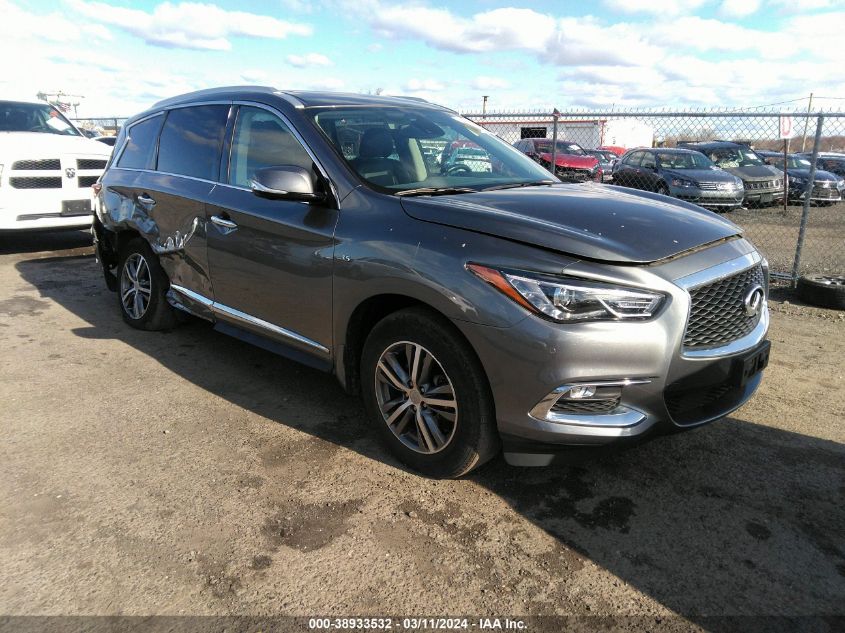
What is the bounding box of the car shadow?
[0,229,92,255]
[13,250,845,630]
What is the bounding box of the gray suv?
[93,88,771,477]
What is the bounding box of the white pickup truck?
[1,100,112,231]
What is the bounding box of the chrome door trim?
[170,284,329,355]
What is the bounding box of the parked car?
[678,141,784,207]
[445,146,492,173]
[757,150,842,206]
[612,148,744,210]
[598,145,627,157]
[513,138,602,183]
[0,99,111,231]
[797,152,845,180]
[93,87,770,477]
[585,149,617,182]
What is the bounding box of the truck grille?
[78,175,99,188]
[10,177,63,189]
[683,264,765,349]
[11,159,61,170]
[77,159,107,170]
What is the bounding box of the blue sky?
[0,0,842,116]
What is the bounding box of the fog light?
[567,385,596,399]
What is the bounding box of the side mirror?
[250,166,325,202]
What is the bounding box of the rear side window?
[157,105,229,180]
[624,151,642,166]
[228,106,314,188]
[640,153,656,168]
[117,114,163,170]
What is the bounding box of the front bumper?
[670,185,745,208]
[453,242,769,463]
[0,188,95,231]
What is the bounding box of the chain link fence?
[462,110,845,284]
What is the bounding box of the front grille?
[665,381,734,426]
[10,177,62,189]
[551,398,620,415]
[698,182,719,190]
[11,159,60,170]
[745,179,782,190]
[78,175,99,188]
[77,159,107,170]
[684,264,765,349]
[556,168,592,182]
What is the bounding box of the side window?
[228,106,314,189]
[625,152,642,166]
[157,105,229,180]
[116,114,163,170]
[640,152,656,169]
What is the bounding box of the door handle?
[210,215,238,230]
[137,193,156,206]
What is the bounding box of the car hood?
[787,168,839,182]
[720,164,781,180]
[538,152,598,169]
[664,168,735,182]
[0,131,112,157]
[400,183,740,264]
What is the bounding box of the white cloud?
[649,16,790,57]
[64,0,312,51]
[470,76,510,90]
[404,78,446,92]
[0,0,112,43]
[768,0,845,11]
[367,43,383,53]
[601,0,707,15]
[719,0,762,17]
[286,52,333,67]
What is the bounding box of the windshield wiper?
[481,180,556,191]
[395,187,478,197]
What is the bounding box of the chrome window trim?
[675,251,768,359]
[273,91,305,109]
[170,284,329,355]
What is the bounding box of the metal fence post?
[550,111,559,178]
[791,114,824,286]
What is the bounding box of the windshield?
[310,106,554,193]
[708,147,764,168]
[535,140,585,155]
[656,152,716,170]
[0,102,81,136]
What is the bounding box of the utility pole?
[482,95,488,118]
[801,92,814,152]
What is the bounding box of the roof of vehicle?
[641,147,709,155]
[151,86,453,112]
[677,140,750,150]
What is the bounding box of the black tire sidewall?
[361,308,499,478]
[797,275,845,310]
[117,238,177,330]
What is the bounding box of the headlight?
[467,264,665,323]
[734,178,743,188]
[670,178,695,188]
[789,176,807,185]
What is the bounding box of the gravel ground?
[0,231,843,632]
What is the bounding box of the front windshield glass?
[708,147,765,168]
[310,106,554,193]
[0,102,81,136]
[535,140,585,155]
[656,152,716,170]
[786,157,811,169]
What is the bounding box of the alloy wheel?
[374,341,458,454]
[120,253,152,320]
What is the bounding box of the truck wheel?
[117,238,179,330]
[796,274,845,310]
[361,307,500,478]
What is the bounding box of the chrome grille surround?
[675,251,769,358]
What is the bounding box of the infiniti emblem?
[743,285,765,317]
[65,167,76,179]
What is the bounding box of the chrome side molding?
[169,284,329,355]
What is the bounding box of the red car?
[513,138,602,182]
[598,145,627,157]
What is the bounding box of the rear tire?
[361,307,500,478]
[655,183,670,196]
[117,238,178,330]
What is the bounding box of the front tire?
[361,307,499,478]
[117,238,178,330]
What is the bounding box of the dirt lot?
[0,231,843,632]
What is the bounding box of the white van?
[0,100,112,231]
